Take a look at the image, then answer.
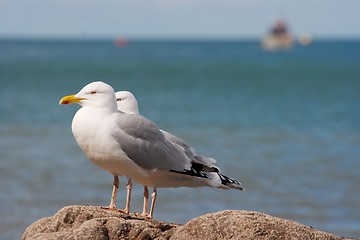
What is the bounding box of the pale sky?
[0,0,359,39]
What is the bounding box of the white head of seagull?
[115,91,139,114]
[60,81,117,111]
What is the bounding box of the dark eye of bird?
[90,91,97,95]
[117,98,122,101]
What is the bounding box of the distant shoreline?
[1,36,360,43]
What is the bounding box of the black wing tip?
[169,169,244,191]
[191,161,219,173]
[218,173,243,191]
[169,168,211,179]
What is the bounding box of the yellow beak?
[59,94,85,105]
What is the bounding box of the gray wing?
[113,113,192,171]
[161,129,218,170]
[161,130,196,158]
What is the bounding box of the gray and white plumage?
[60,82,242,219]
[116,90,243,218]
[115,91,223,176]
[115,91,242,192]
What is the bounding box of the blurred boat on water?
[261,20,293,51]
[298,33,313,46]
[114,37,128,48]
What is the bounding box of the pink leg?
[148,188,157,219]
[141,186,149,217]
[123,178,132,214]
[108,175,119,209]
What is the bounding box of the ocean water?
[0,39,359,239]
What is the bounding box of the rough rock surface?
[22,205,346,240]
[171,210,344,240]
[21,205,179,240]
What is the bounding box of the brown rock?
[22,206,349,240]
[21,205,179,240]
[171,210,344,240]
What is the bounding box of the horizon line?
[1,35,360,42]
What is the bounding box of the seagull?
[115,90,237,218]
[60,81,243,219]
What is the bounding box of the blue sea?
[0,39,359,239]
